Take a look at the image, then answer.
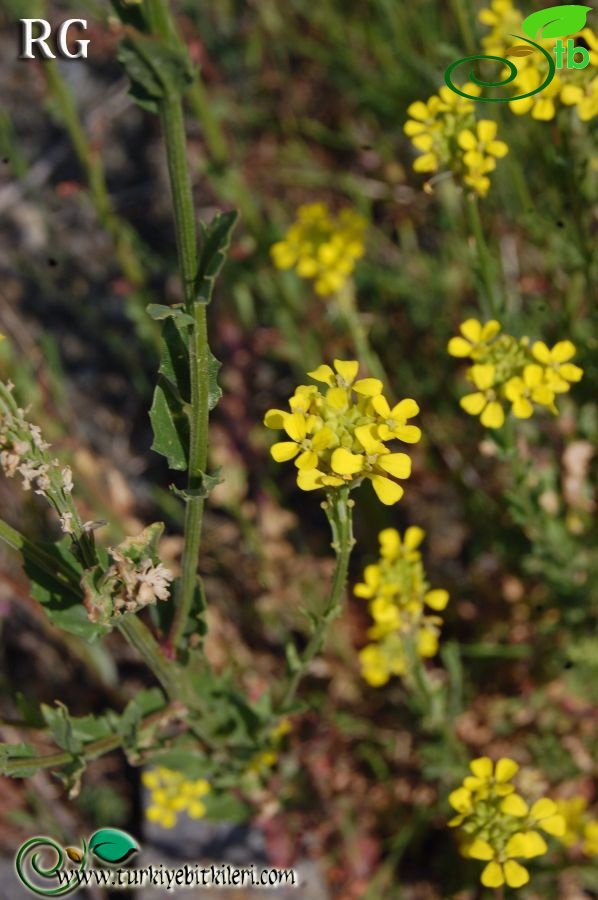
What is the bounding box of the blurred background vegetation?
[0,0,596,897]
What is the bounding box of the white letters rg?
[20,19,90,60]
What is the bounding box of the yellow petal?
[392,424,422,443]
[418,629,438,657]
[331,448,364,476]
[372,394,391,417]
[510,96,533,116]
[460,392,486,415]
[404,119,426,136]
[377,453,411,479]
[561,84,584,105]
[481,861,504,888]
[295,449,318,470]
[270,242,296,269]
[533,98,555,121]
[551,340,576,362]
[296,257,318,277]
[448,787,473,813]
[504,860,529,888]
[393,398,420,420]
[326,387,350,410]
[488,140,509,157]
[296,469,323,491]
[470,363,495,390]
[333,359,359,384]
[463,150,486,169]
[271,442,300,462]
[470,757,493,779]
[354,377,383,396]
[458,129,477,151]
[506,831,547,859]
[539,815,566,837]
[448,336,473,357]
[530,798,558,820]
[369,475,404,505]
[468,838,494,861]
[478,119,497,143]
[379,528,401,558]
[307,364,335,385]
[460,319,482,344]
[264,409,288,429]
[311,426,335,451]
[425,589,449,611]
[355,424,385,454]
[412,133,433,152]
[480,319,501,341]
[501,794,529,817]
[284,412,307,442]
[512,397,533,419]
[531,341,551,364]
[406,100,430,121]
[559,363,583,382]
[504,376,523,401]
[481,401,504,429]
[523,363,544,387]
[495,758,519,782]
[404,526,425,550]
[413,153,438,173]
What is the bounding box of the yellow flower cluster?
[264,360,421,506]
[479,1,598,121]
[142,767,210,829]
[449,756,565,889]
[448,319,583,428]
[270,202,366,296]
[555,796,598,856]
[356,527,449,686]
[404,85,509,196]
[479,0,525,58]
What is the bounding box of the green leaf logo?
[88,829,139,865]
[522,5,591,40]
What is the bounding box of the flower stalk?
[280,487,354,710]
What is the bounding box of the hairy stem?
[280,488,354,710]
[2,705,173,777]
[144,0,210,652]
[117,616,181,700]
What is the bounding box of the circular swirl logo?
[444,35,555,102]
[15,837,87,897]
[444,4,593,103]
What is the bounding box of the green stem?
[2,704,172,777]
[280,489,354,710]
[145,0,176,42]
[144,2,210,652]
[117,616,181,700]
[464,193,501,318]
